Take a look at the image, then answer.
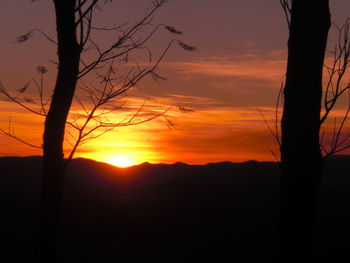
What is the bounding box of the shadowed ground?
[1,156,349,262]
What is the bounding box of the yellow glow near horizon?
[106,155,135,168]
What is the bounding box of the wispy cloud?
[163,53,286,81]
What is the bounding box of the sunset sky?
[1,0,350,166]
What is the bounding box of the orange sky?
[1,0,350,165]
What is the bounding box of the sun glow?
[106,155,135,168]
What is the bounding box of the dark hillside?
[0,156,349,262]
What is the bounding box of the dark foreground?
[1,156,350,262]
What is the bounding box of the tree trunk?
[279,0,331,261]
[38,1,81,262]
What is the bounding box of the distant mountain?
[1,156,349,262]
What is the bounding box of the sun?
[107,155,134,168]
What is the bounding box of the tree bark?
[279,0,331,261]
[38,1,81,262]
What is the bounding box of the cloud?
[127,51,288,109]
[163,53,286,80]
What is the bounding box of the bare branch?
[16,28,57,45]
[75,0,98,27]
[280,0,291,29]
[3,0,194,165]
[320,19,350,158]
[0,127,42,149]
[0,81,46,116]
[258,83,284,161]
[77,2,188,78]
[257,107,281,146]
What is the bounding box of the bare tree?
[278,0,331,261]
[256,3,350,260]
[1,1,195,262]
[277,4,350,157]
[320,20,350,158]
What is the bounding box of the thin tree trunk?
[38,1,81,262]
[279,0,331,261]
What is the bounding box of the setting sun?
[106,155,135,168]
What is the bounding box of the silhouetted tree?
[1,0,195,262]
[38,1,80,262]
[278,0,331,261]
[320,20,350,158]
[43,1,193,262]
